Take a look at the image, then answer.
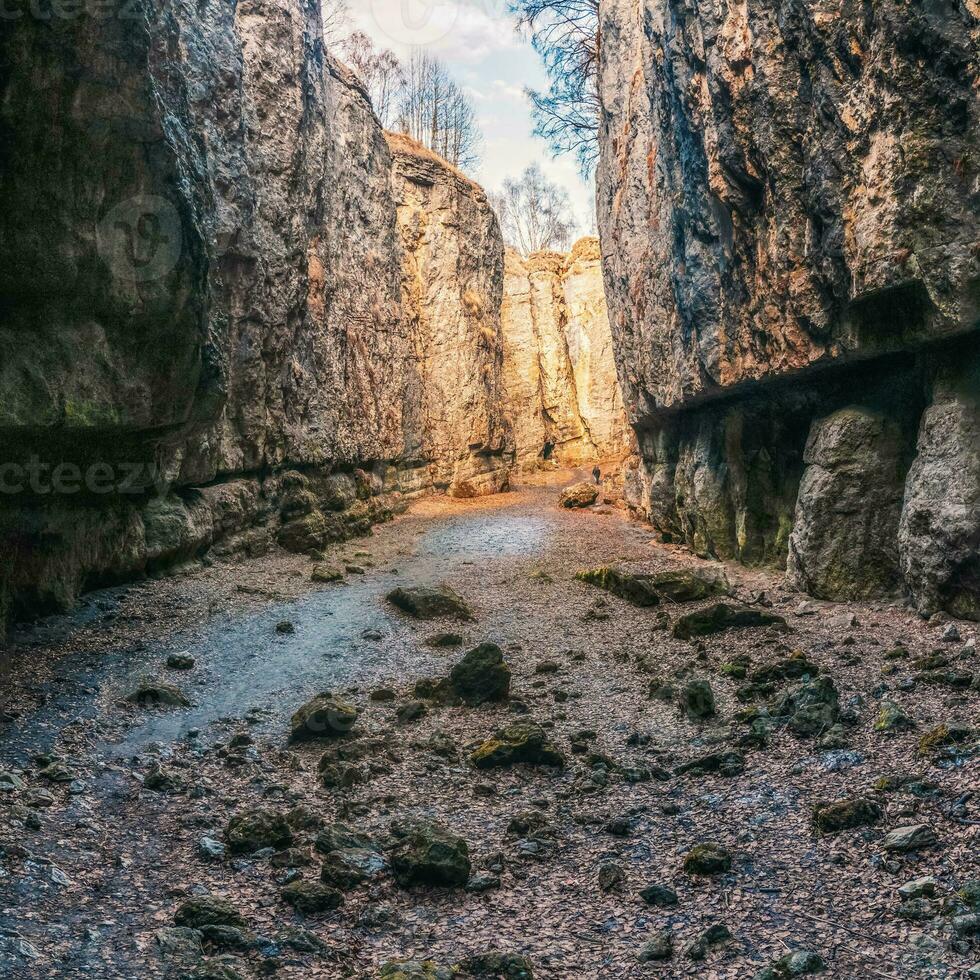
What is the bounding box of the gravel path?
[1,472,977,979]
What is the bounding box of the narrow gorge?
[0,2,978,979]
[0,8,625,628]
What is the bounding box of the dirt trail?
[0,472,977,979]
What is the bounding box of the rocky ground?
[0,470,978,980]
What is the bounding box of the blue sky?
[349,0,595,234]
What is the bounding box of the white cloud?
[352,0,519,63]
[341,0,595,235]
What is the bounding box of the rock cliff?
[598,0,980,617]
[387,134,513,498]
[0,1,510,628]
[501,238,629,467]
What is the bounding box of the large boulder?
[672,603,787,640]
[225,808,293,855]
[443,643,512,706]
[288,693,358,742]
[389,819,471,887]
[787,408,906,600]
[899,355,980,621]
[558,482,599,508]
[386,585,473,620]
[470,721,566,769]
[575,566,730,606]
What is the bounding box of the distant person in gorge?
[592,464,601,485]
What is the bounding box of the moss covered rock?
[174,897,246,930]
[575,566,729,606]
[314,822,379,855]
[812,798,883,833]
[873,701,915,733]
[673,603,787,640]
[681,678,716,720]
[749,650,818,684]
[225,808,293,855]
[682,842,732,875]
[470,721,566,769]
[752,949,825,979]
[916,722,974,756]
[456,951,535,978]
[387,585,472,620]
[280,880,344,914]
[127,682,190,708]
[288,693,358,741]
[444,643,511,705]
[389,819,471,887]
[379,961,457,980]
[320,847,387,890]
[771,676,839,737]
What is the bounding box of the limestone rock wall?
[387,133,513,498]
[597,0,979,419]
[0,1,507,628]
[501,237,629,467]
[597,0,980,617]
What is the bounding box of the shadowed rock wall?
[598,0,980,617]
[0,1,510,628]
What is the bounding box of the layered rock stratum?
[501,238,629,467]
[598,0,980,618]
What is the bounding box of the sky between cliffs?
[350,0,596,237]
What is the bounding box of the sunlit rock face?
[597,0,980,616]
[501,238,629,468]
[387,134,513,498]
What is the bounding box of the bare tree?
[322,0,350,45]
[492,164,577,255]
[341,31,404,128]
[510,0,600,176]
[396,51,482,170]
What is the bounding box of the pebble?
[199,837,227,861]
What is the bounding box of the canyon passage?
[1,2,979,980]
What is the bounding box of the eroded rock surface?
[388,133,513,499]
[0,4,527,628]
[597,0,980,617]
[501,239,628,468]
